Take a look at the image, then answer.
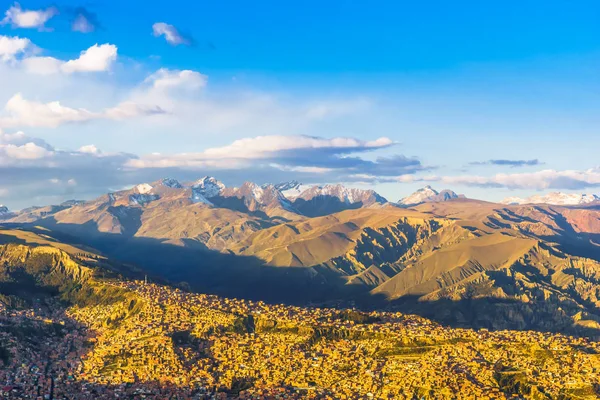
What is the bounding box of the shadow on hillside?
[292,196,364,217]
[530,206,600,262]
[363,294,600,339]
[4,221,600,339]
[209,195,293,223]
[4,221,351,305]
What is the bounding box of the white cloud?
[103,101,165,120]
[145,68,207,92]
[126,135,395,169]
[61,44,117,74]
[20,43,117,75]
[203,135,393,159]
[0,35,33,62]
[21,56,62,74]
[0,129,53,162]
[0,93,95,128]
[78,144,99,154]
[397,169,600,191]
[152,22,190,46]
[1,3,57,30]
[0,129,51,148]
[3,142,52,160]
[0,93,164,129]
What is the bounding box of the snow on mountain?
[0,205,8,215]
[135,183,153,194]
[251,183,265,203]
[399,186,438,205]
[60,200,85,207]
[501,192,600,206]
[272,181,313,200]
[398,186,461,206]
[129,193,159,206]
[160,178,183,188]
[219,181,295,214]
[297,184,387,205]
[192,176,225,198]
[241,182,290,207]
[190,191,214,206]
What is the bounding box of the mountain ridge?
[502,192,600,206]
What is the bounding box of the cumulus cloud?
[61,44,117,73]
[469,159,542,168]
[0,93,165,128]
[22,43,117,75]
[1,3,57,30]
[145,68,208,92]
[78,144,99,154]
[3,142,52,160]
[0,130,52,148]
[0,35,33,62]
[152,22,192,46]
[0,130,53,164]
[0,93,95,128]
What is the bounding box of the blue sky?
[0,0,599,209]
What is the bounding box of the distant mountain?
[291,184,387,217]
[398,186,462,206]
[501,192,600,206]
[191,176,226,199]
[0,200,86,223]
[60,199,86,207]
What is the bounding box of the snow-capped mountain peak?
[501,192,600,206]
[273,181,313,200]
[399,186,460,206]
[399,186,439,205]
[192,176,225,198]
[248,182,265,202]
[0,205,9,215]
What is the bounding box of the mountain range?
[501,192,600,206]
[1,177,600,335]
